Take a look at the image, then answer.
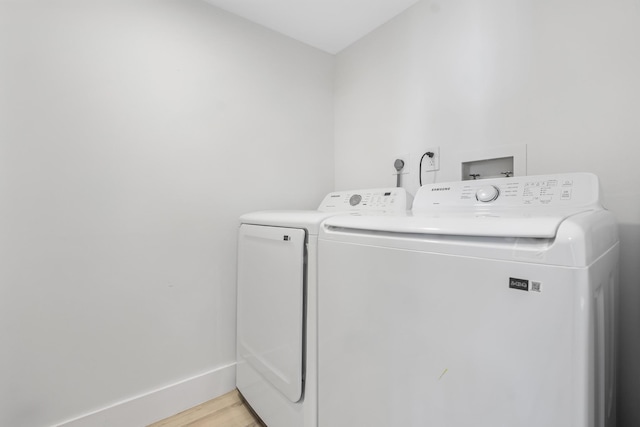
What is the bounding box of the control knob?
[349,194,362,206]
[476,185,500,202]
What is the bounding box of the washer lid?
[322,209,591,238]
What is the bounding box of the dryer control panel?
[319,188,412,212]
[413,173,601,211]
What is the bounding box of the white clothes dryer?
[236,188,412,427]
[318,173,618,427]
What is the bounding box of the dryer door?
[237,224,306,402]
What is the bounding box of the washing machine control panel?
[319,188,412,212]
[413,173,600,211]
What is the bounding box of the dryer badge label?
[509,277,529,291]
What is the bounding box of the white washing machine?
[318,173,618,427]
[236,188,412,427]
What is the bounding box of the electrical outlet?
[422,147,440,172]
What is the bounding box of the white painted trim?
[55,363,236,427]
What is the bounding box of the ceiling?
[203,0,420,54]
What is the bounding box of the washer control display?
[413,173,598,210]
[466,179,576,205]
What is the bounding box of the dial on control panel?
[476,185,500,202]
[349,194,362,206]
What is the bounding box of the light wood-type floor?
[148,389,265,427]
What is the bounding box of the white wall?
[334,0,640,425]
[0,1,334,426]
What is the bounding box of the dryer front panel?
[237,224,306,403]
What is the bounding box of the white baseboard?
[55,363,236,427]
